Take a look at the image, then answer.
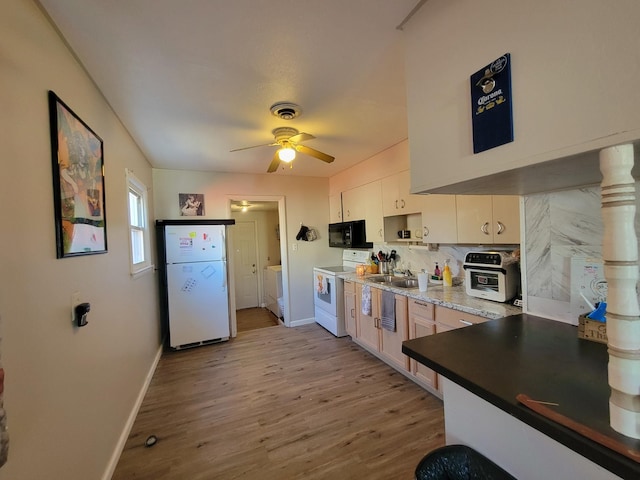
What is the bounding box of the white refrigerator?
[161,223,230,349]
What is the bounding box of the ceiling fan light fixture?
[278,147,296,162]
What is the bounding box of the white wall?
[405,0,640,193]
[0,1,160,479]
[153,169,342,324]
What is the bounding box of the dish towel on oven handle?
[380,290,396,332]
[361,284,372,316]
[316,274,328,294]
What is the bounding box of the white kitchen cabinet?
[379,294,409,372]
[456,195,520,244]
[382,170,426,217]
[329,194,342,224]
[434,305,488,395]
[421,194,458,244]
[342,181,383,242]
[264,265,283,317]
[344,280,356,337]
[408,299,437,390]
[355,283,381,352]
[354,283,409,372]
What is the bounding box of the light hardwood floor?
[112,322,444,479]
[236,307,280,332]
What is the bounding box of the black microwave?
[328,220,373,249]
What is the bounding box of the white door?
[233,221,259,309]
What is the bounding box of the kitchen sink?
[390,278,419,289]
[367,275,395,283]
[365,275,419,289]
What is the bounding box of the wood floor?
[236,307,280,332]
[112,321,444,480]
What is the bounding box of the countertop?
[340,272,522,320]
[402,313,640,480]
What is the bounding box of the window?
[126,169,151,275]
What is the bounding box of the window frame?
[126,168,152,276]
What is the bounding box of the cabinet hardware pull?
[401,199,405,208]
[415,301,430,307]
[423,226,429,237]
[351,308,355,318]
[347,209,350,217]
[395,200,398,209]
[459,319,473,326]
[481,222,490,235]
[379,228,383,237]
[496,221,505,234]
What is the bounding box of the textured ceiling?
[38,0,420,177]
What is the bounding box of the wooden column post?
[600,144,640,439]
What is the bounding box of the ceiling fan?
[230,127,335,173]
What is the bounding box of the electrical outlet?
[71,292,81,323]
[292,243,298,251]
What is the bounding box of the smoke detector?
[270,102,302,120]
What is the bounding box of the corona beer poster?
[470,53,513,154]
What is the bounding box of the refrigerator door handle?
[221,228,226,261]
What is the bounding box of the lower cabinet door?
[380,295,409,372]
[356,284,380,351]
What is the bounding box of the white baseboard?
[288,317,315,327]
[101,343,163,480]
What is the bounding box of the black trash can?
[415,445,516,480]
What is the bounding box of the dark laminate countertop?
[402,313,640,480]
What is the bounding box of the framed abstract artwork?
[48,91,107,258]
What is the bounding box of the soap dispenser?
[443,259,453,287]
[434,262,441,279]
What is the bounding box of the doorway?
[229,198,285,333]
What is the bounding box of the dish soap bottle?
[434,262,441,279]
[443,259,453,287]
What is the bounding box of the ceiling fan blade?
[294,144,335,163]
[230,141,277,153]
[289,132,315,144]
[267,151,281,173]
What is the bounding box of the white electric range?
[313,249,371,337]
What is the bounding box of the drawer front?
[408,299,435,321]
[435,305,487,330]
[344,280,355,294]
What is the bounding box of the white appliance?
[313,249,371,337]
[158,221,232,349]
[463,250,520,303]
[265,265,283,318]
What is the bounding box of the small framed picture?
[179,193,205,216]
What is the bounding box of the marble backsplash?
[370,243,517,282]
[523,183,640,323]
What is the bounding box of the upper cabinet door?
[422,195,458,244]
[492,195,520,244]
[342,181,383,242]
[382,171,425,217]
[329,194,342,223]
[456,195,520,244]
